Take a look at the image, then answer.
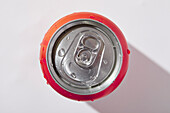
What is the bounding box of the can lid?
[46,19,123,95]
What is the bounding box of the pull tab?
[61,30,104,83]
[75,33,101,68]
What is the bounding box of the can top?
[46,19,123,95]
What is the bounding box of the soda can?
[40,12,130,101]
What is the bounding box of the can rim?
[46,19,123,95]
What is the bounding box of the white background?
[1,0,170,113]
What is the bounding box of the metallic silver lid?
[46,19,123,95]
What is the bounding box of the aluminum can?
[40,12,130,101]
